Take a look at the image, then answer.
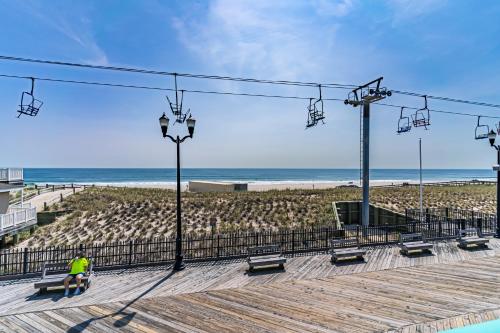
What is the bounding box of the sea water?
[23,168,495,186]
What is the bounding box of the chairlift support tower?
[344,77,391,229]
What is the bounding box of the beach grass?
[20,184,496,247]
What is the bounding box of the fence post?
[477,218,483,233]
[325,227,329,250]
[129,240,133,266]
[292,230,295,258]
[385,229,388,244]
[405,209,408,224]
[216,234,220,259]
[22,248,28,275]
[438,218,442,238]
[60,193,63,202]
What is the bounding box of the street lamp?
[487,129,500,238]
[159,113,196,270]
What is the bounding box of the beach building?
[189,180,248,192]
[0,168,37,246]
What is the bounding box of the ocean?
[23,168,496,186]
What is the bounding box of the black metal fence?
[406,207,497,236]
[0,208,496,278]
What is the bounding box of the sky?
[1,0,500,169]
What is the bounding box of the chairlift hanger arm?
[352,77,383,94]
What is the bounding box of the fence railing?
[406,207,497,235]
[0,168,23,182]
[0,207,37,234]
[1,212,497,278]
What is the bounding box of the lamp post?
[487,130,500,238]
[159,113,196,270]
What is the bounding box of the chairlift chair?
[411,95,430,128]
[306,86,325,128]
[17,78,42,117]
[474,116,489,140]
[397,107,411,134]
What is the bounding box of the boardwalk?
[0,239,499,332]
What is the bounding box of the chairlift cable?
[2,55,500,110]
[1,72,500,119]
[0,73,314,100]
[391,90,500,109]
[0,55,355,89]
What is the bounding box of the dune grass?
[20,184,496,247]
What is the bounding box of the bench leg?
[39,288,47,295]
[357,255,364,261]
[248,266,254,273]
[279,263,284,270]
[399,249,407,256]
[331,257,337,263]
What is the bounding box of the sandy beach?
[73,179,476,192]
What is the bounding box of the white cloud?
[172,0,342,82]
[311,0,354,17]
[386,0,447,24]
[16,1,108,65]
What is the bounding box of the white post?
[419,138,423,220]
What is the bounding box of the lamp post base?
[173,255,185,271]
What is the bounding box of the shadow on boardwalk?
[67,266,176,333]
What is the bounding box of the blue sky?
[1,0,500,168]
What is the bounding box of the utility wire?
[2,72,500,119]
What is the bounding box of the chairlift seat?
[398,125,411,133]
[18,92,43,117]
[474,117,489,140]
[412,112,430,127]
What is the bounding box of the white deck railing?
[0,207,37,233]
[0,168,23,182]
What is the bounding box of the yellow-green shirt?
[69,257,88,275]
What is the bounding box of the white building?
[0,168,37,246]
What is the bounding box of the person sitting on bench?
[63,251,88,296]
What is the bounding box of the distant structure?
[0,168,37,247]
[188,181,248,193]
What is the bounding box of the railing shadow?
[67,265,176,333]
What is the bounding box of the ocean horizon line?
[20,167,494,170]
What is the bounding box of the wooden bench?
[34,258,93,294]
[457,228,489,249]
[399,233,433,256]
[330,238,366,263]
[247,245,286,272]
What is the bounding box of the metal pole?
[419,138,423,220]
[174,136,185,270]
[362,101,370,228]
[496,149,500,238]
